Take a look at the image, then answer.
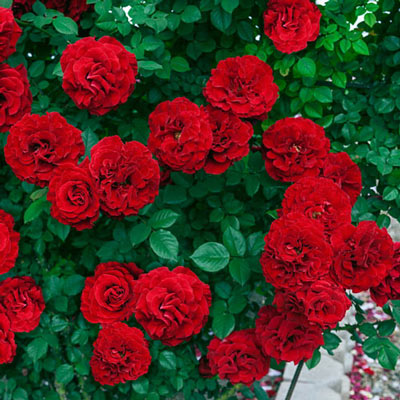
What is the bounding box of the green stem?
[284,360,304,400]
[218,383,245,400]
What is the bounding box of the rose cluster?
[81,263,211,385]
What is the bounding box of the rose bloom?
[260,212,332,290]
[263,0,321,54]
[281,177,352,236]
[0,63,32,133]
[81,262,143,324]
[262,117,330,182]
[331,221,394,292]
[370,242,400,306]
[45,0,90,21]
[0,210,20,275]
[0,311,16,364]
[203,106,253,175]
[90,322,151,386]
[0,276,45,332]
[89,136,160,217]
[274,279,351,329]
[0,7,22,63]
[255,305,324,365]
[320,152,362,206]
[60,36,137,116]
[47,160,100,230]
[207,329,270,386]
[12,0,35,18]
[5,112,85,187]
[133,266,211,346]
[148,97,213,174]
[203,55,279,120]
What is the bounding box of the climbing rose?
[0,7,22,63]
[0,210,20,275]
[60,36,138,115]
[263,0,321,54]
[89,136,160,217]
[5,112,85,187]
[133,266,211,346]
[255,305,324,365]
[262,117,330,182]
[148,97,213,174]
[203,55,279,120]
[0,311,16,364]
[90,323,151,386]
[207,329,270,386]
[203,106,253,174]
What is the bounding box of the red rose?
[263,0,321,54]
[5,112,85,187]
[133,266,211,346]
[207,329,270,386]
[255,305,324,365]
[81,262,143,324]
[45,0,89,21]
[0,312,16,364]
[260,213,332,290]
[12,0,35,18]
[89,136,160,217]
[60,36,137,116]
[281,177,352,236]
[0,276,45,332]
[0,63,32,133]
[198,356,214,378]
[47,160,100,230]
[0,7,21,63]
[90,322,151,386]
[203,55,279,120]
[148,97,213,174]
[331,221,394,292]
[203,106,253,175]
[262,117,330,182]
[320,152,362,206]
[274,280,351,329]
[0,210,20,275]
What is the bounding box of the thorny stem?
[284,360,304,400]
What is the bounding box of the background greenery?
[0,0,399,398]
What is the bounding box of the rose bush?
[0,0,399,399]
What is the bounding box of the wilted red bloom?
[148,97,213,174]
[90,323,151,386]
[320,152,362,206]
[260,212,332,290]
[207,329,270,385]
[0,64,32,133]
[262,117,330,182]
[331,221,394,292]
[5,112,85,187]
[255,305,324,365]
[0,311,16,364]
[0,210,20,275]
[263,0,321,54]
[61,36,137,115]
[0,7,21,63]
[203,55,279,120]
[203,106,253,174]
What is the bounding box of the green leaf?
[228,294,247,314]
[129,223,151,247]
[237,21,254,42]
[314,86,333,103]
[171,56,190,72]
[352,39,369,55]
[82,128,99,158]
[392,301,400,325]
[0,0,12,8]
[253,381,270,400]
[364,13,376,27]
[13,388,28,400]
[29,60,45,78]
[159,351,177,370]
[212,312,235,339]
[52,62,63,77]
[378,341,400,370]
[64,275,85,296]
[229,258,250,286]
[340,39,351,53]
[323,331,341,354]
[383,186,398,201]
[53,16,78,35]
[138,60,163,71]
[47,218,70,241]
[378,320,396,336]
[306,349,321,369]
[297,57,316,77]
[149,209,180,229]
[181,5,201,23]
[24,197,49,223]
[150,229,179,260]
[375,98,395,114]
[27,338,48,363]
[210,8,231,32]
[223,227,246,256]
[55,364,74,384]
[190,242,230,272]
[132,377,149,394]
[221,0,239,13]
[332,71,347,88]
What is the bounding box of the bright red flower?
[0,210,20,275]
[263,0,321,54]
[203,106,253,174]
[148,97,213,174]
[61,36,137,116]
[89,136,160,217]
[0,64,32,133]
[207,329,270,386]
[255,305,324,365]
[90,323,151,386]
[331,221,394,292]
[133,266,211,346]
[0,7,21,63]
[5,112,85,187]
[203,55,279,120]
[262,117,330,182]
[0,311,16,364]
